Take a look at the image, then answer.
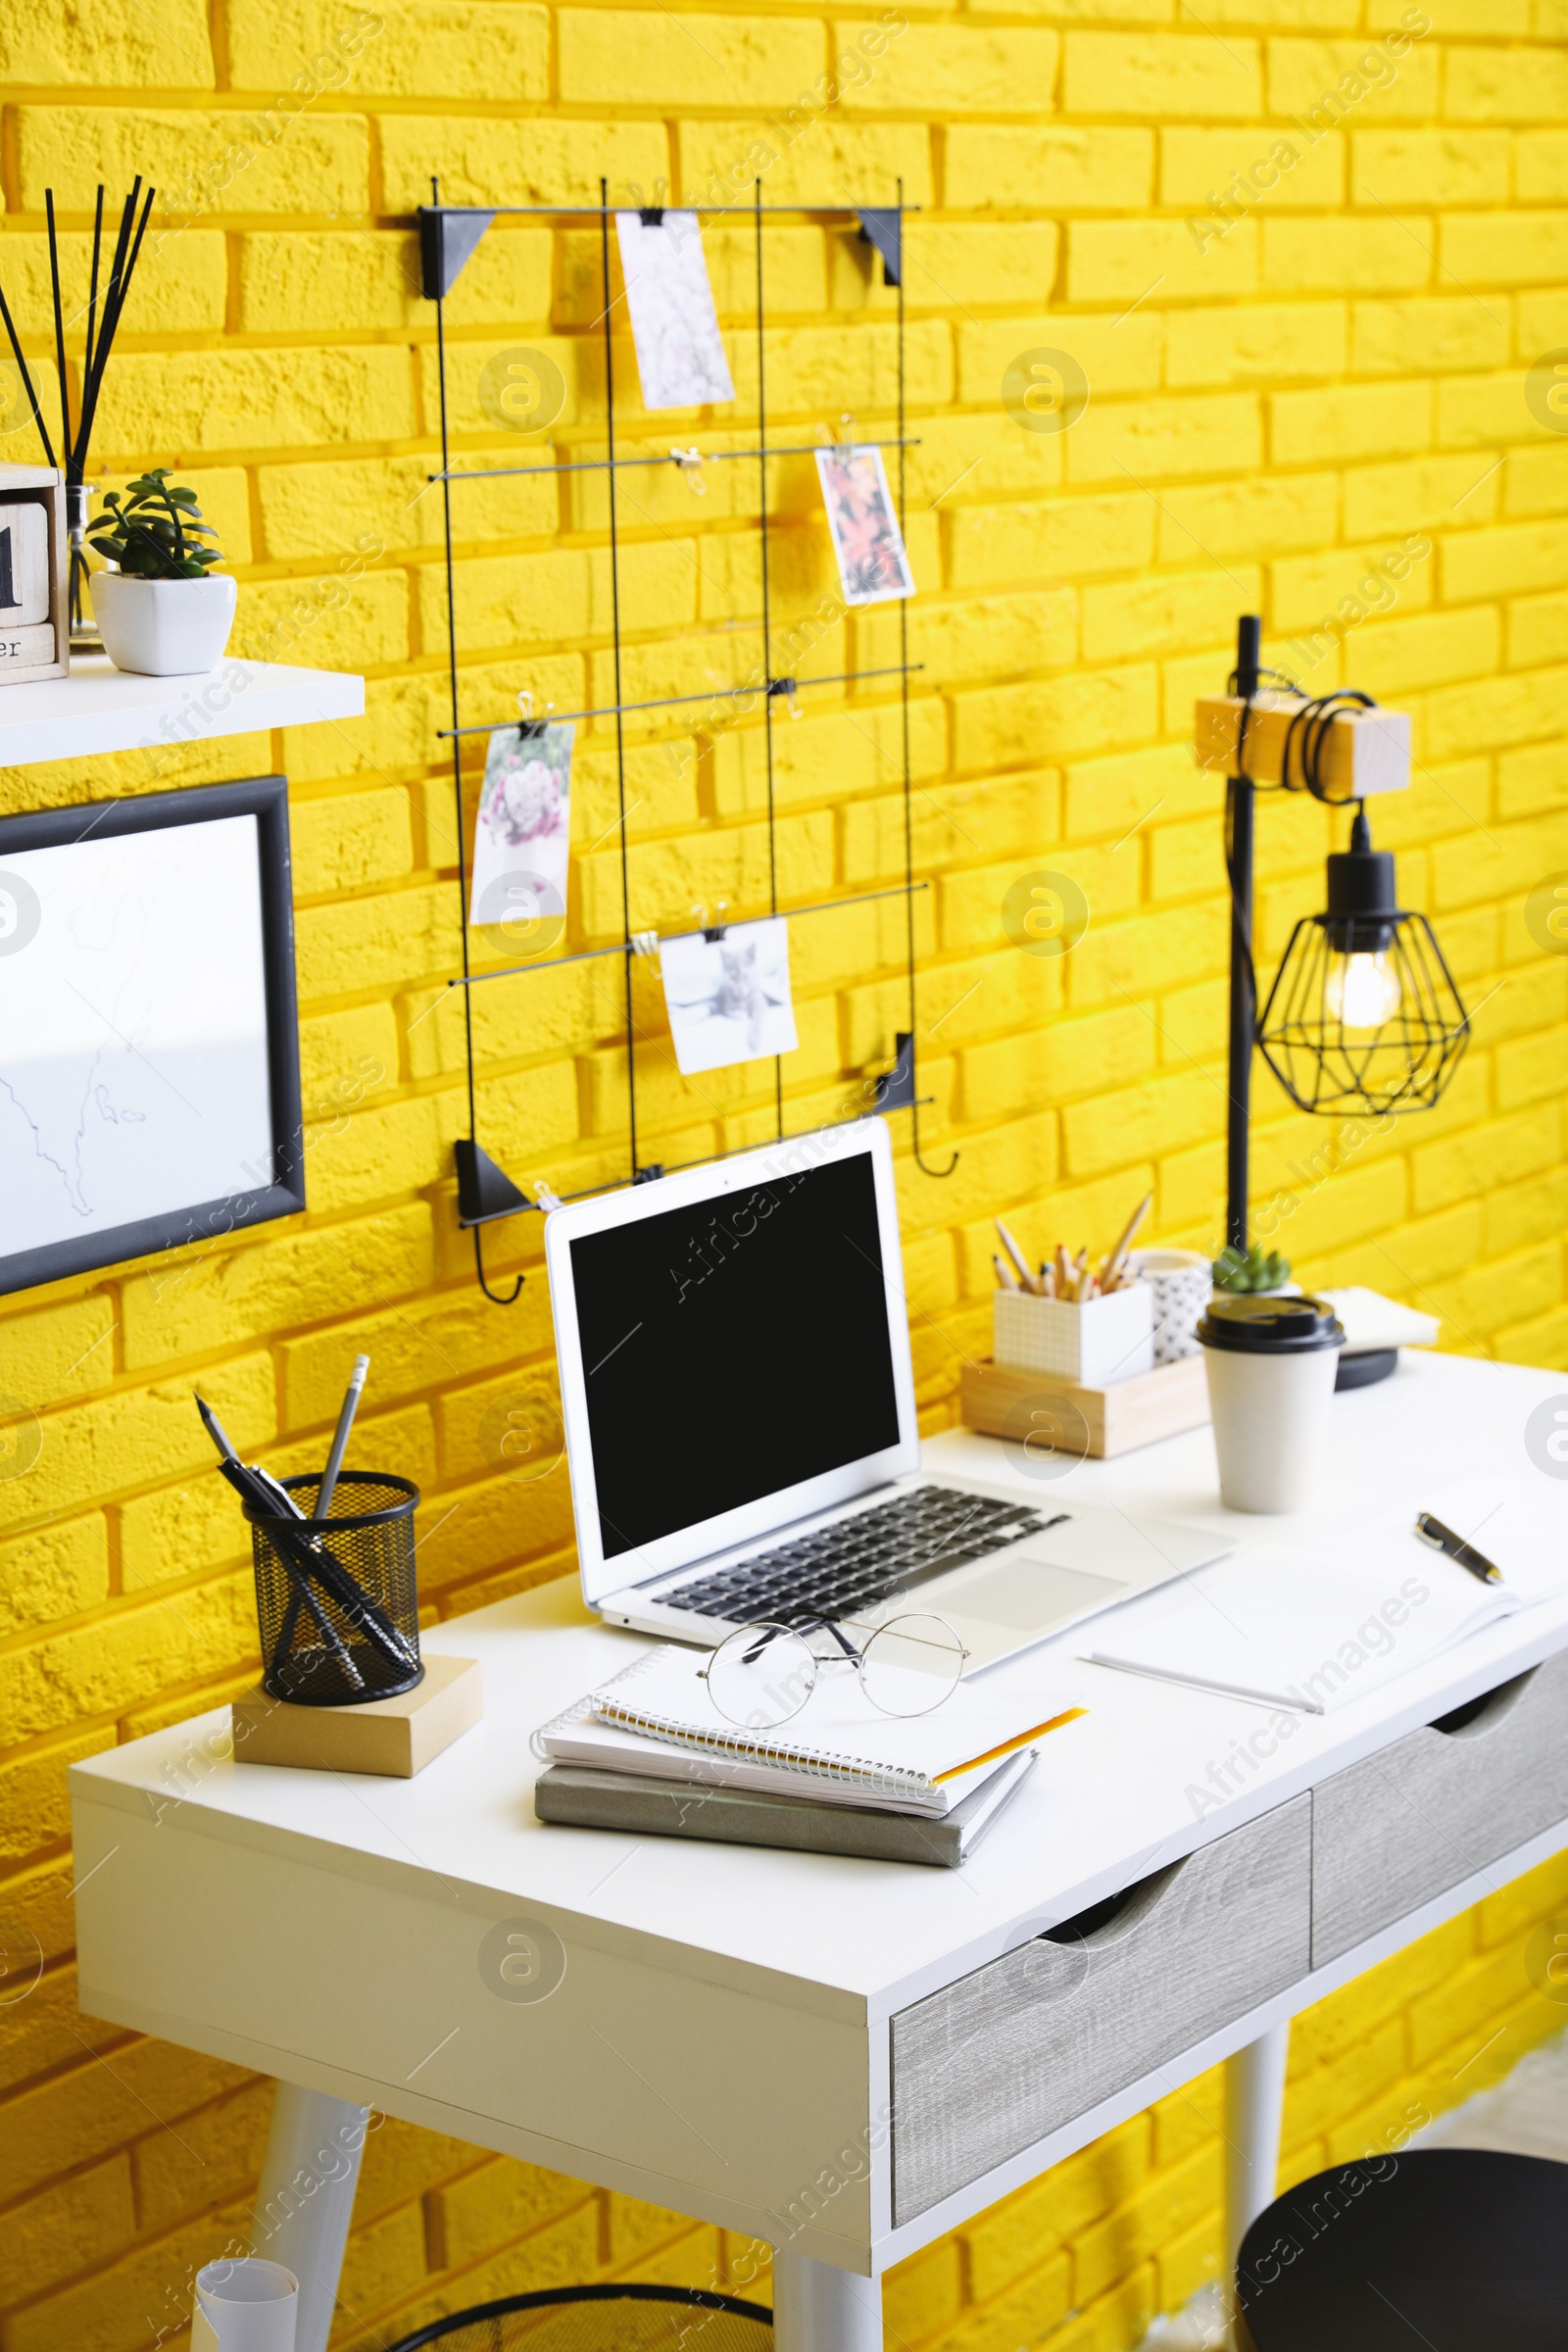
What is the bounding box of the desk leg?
[771,2252,882,2352]
[1223,2023,1290,2343]
[252,2081,369,2352]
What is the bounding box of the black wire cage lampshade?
[1257,802,1470,1117]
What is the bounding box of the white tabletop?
[74,1352,1568,2024]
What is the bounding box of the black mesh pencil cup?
[247,1472,422,1705]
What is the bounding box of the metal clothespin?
[631,928,661,965]
[696,900,729,944]
[516,689,547,741]
[817,413,858,460]
[533,1179,564,1211]
[629,176,668,227]
[767,674,804,719]
[670,446,707,496]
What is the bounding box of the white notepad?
[1087,1476,1565,1714]
[538,1645,1085,1816]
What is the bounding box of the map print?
[0,813,274,1254]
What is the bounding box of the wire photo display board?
[419,184,951,1304]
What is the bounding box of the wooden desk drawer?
[1311,1647,1568,1967]
[890,1796,1310,2226]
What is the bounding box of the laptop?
[545,1118,1230,1672]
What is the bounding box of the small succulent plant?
[87,469,224,581]
[1212,1241,1292,1294]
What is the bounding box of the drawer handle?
[1042,1859,1182,1953]
[1429,1665,1537,1740]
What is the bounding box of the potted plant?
[87,470,235,675]
[1211,1241,1294,1295]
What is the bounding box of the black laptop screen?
[567,1152,903,1561]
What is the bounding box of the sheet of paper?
[1087,1543,1518,1713]
[815,444,915,605]
[615,211,735,410]
[468,721,574,938]
[660,914,798,1074]
[1393,1473,1568,1604]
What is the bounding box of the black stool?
[386,2283,773,2352]
[1236,2148,1568,2350]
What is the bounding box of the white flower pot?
[90,571,237,676]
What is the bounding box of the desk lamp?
[1199,614,1470,1257]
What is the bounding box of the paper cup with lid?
[1197,1294,1346,1514]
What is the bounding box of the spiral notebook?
[536,1645,1085,1817]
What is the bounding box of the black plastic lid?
[1197,1294,1346,1354]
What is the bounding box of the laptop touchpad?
[956,1557,1128,1631]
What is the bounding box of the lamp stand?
[1224,613,1261,1251]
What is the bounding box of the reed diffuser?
[0,179,157,650]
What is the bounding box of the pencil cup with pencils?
[247,1472,422,1706]
[991,1192,1156,1386]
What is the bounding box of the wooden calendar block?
[0,500,48,625]
[0,467,68,685]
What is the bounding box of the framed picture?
[0,775,305,1297]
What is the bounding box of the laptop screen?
[567,1151,903,1561]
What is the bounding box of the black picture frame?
[0,774,305,1297]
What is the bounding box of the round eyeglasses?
[700,1613,967,1730]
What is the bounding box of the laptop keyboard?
[665,1486,1064,1628]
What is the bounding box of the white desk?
[71,1352,1568,2352]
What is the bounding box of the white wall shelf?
[0,654,364,770]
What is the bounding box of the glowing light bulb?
[1325,948,1401,1029]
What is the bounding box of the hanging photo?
[814,444,915,606]
[615,211,736,411]
[469,721,574,951]
[660,916,799,1076]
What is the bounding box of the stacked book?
[533,1644,1085,1867]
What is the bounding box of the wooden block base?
[960,1353,1210,1459]
[231,1652,483,1778]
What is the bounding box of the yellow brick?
[121,1203,432,1370]
[237,230,428,331]
[677,118,935,210]
[1424,664,1568,758]
[16,108,370,218]
[381,116,670,211]
[839,24,1060,114]
[963,1005,1156,1120]
[1352,127,1510,205]
[0,1297,117,1405]
[1165,302,1346,389]
[1443,209,1568,287]
[946,125,1152,211]
[1344,452,1502,539]
[1509,589,1568,669]
[93,349,416,461]
[1282,2014,1405,2151]
[958,316,1161,406]
[0,1516,110,1640]
[1517,128,1568,201]
[1083,568,1255,663]
[1160,126,1345,211]
[0,230,225,339]
[1270,537,1432,634]
[1266,35,1439,120]
[1155,472,1338,560]
[0,0,214,82]
[949,496,1153,591]
[1445,520,1568,603]
[232,567,410,671]
[965,2118,1149,2299]
[1069,392,1263,486]
[1074,2145,1220,2305]
[1498,740,1568,815]
[1278,371,1439,472]
[902,225,1059,313]
[1065,32,1260,120]
[955,665,1158,771]
[563,10,820,107]
[1351,606,1500,698]
[1261,215,1429,293]
[2,2158,136,2305]
[1446,43,1568,122]
[1351,298,1508,377]
[1068,218,1257,306]
[230,0,549,97]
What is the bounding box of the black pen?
[1415,1511,1502,1586]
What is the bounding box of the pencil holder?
[246,1471,422,1707]
[994,1285,1153,1386]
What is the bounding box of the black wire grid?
[419,181,955,1303]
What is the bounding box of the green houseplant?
[87,470,236,676]
[1211,1241,1293,1295]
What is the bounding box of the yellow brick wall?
[2,0,1568,2345]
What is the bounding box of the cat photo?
[659,915,799,1076]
